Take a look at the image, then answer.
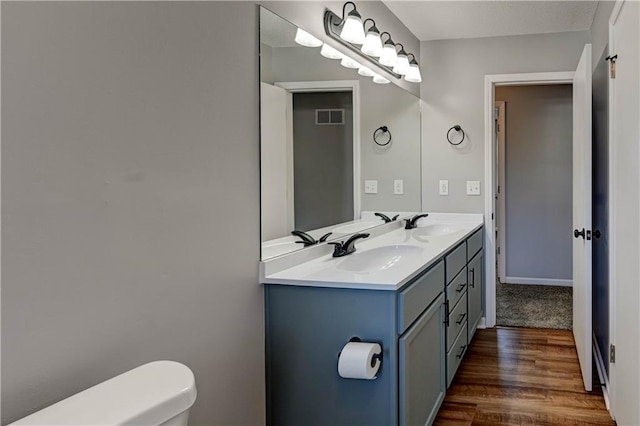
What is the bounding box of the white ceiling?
[382,1,598,41]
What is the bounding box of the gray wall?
[293,92,354,230]
[495,85,573,281]
[2,2,264,424]
[420,30,589,213]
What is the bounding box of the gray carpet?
[496,281,572,330]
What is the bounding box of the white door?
[610,0,640,423]
[260,82,293,241]
[572,43,593,392]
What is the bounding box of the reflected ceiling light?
[404,54,422,83]
[320,43,343,59]
[294,28,322,48]
[340,55,360,69]
[392,43,411,75]
[372,73,390,84]
[360,18,383,57]
[357,65,375,77]
[338,2,365,45]
[378,32,398,67]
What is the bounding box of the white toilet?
[9,360,197,426]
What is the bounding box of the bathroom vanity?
[262,215,484,426]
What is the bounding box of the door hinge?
[610,344,615,364]
[606,54,618,79]
[498,246,501,255]
[491,213,494,220]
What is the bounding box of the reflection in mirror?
[260,7,422,260]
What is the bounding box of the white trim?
[503,277,572,287]
[484,72,574,329]
[593,334,611,396]
[495,101,506,281]
[276,80,362,220]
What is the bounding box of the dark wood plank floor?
[434,327,615,426]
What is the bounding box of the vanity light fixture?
[357,65,376,77]
[340,55,360,69]
[323,2,421,83]
[372,73,390,84]
[320,43,343,60]
[392,43,411,75]
[404,54,422,83]
[294,28,322,48]
[339,2,366,45]
[378,32,398,67]
[360,19,383,57]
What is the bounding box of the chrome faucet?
[328,233,370,257]
[404,213,429,229]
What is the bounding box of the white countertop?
[261,213,483,291]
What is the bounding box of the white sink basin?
[414,224,461,237]
[332,221,381,235]
[337,245,424,273]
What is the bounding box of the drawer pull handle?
[455,283,466,293]
[456,313,466,325]
[470,268,475,288]
[456,345,467,359]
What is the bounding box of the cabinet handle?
[455,283,466,293]
[456,345,467,359]
[456,313,466,325]
[470,268,475,288]
[443,300,450,326]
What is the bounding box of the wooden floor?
[434,327,615,426]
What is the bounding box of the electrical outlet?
[466,180,481,195]
[439,180,449,196]
[364,180,378,194]
[394,180,404,195]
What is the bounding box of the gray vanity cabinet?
[467,249,484,342]
[399,294,446,426]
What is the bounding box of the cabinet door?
[468,251,484,342]
[399,294,445,426]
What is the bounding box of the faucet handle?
[319,232,333,242]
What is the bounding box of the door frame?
[483,72,574,328]
[495,101,506,282]
[275,80,361,220]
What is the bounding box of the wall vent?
[315,109,345,125]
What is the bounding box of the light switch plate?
[364,180,378,194]
[394,180,404,195]
[439,180,449,196]
[466,180,481,195]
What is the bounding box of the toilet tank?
[9,361,197,426]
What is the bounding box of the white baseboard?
[504,276,573,287]
[478,317,487,329]
[593,334,612,414]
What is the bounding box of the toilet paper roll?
[337,342,382,380]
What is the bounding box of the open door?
[572,43,593,392]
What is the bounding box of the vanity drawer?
[446,267,467,309]
[398,260,445,334]
[446,292,467,351]
[445,242,466,283]
[447,322,468,387]
[467,228,483,260]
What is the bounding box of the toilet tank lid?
[10,361,197,426]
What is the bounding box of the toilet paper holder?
[338,337,383,368]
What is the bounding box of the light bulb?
[393,53,411,75]
[339,10,365,45]
[404,62,422,83]
[320,43,343,60]
[340,56,360,69]
[294,28,322,48]
[361,30,382,57]
[379,42,398,67]
[372,73,390,84]
[358,66,375,77]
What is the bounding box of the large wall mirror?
[260,6,422,260]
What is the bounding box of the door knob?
[593,229,602,239]
[574,228,585,239]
